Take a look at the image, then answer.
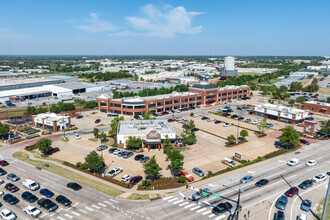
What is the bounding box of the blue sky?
[0,0,329,55]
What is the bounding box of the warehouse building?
[0,78,62,91]
[253,103,309,124]
[32,113,71,132]
[301,101,330,115]
[117,120,176,151]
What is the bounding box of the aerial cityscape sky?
[1,0,329,56]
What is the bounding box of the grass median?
[127,193,152,200]
[13,151,124,197]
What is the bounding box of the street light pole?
[321,178,330,220]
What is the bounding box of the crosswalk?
[162,195,227,219]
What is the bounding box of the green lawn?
[127,193,151,200]
[238,72,264,76]
[88,138,98,142]
[318,198,330,219]
[13,152,124,197]
[318,87,330,96]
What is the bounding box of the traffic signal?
[199,188,203,194]
[186,184,189,189]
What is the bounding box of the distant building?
[301,101,330,115]
[219,56,239,79]
[0,71,30,79]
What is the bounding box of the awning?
[143,139,161,144]
[207,99,215,102]
[320,108,327,111]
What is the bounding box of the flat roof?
[305,101,330,107]
[0,87,52,98]
[117,120,176,136]
[35,113,69,121]
[255,103,308,114]
[56,82,96,90]
[0,77,60,87]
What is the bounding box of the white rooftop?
[117,120,175,135]
[35,113,69,121]
[305,101,330,107]
[255,103,308,114]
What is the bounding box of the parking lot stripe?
[215,214,226,220]
[202,210,212,215]
[79,209,87,214]
[168,198,178,202]
[110,199,119,203]
[208,214,215,218]
[56,208,63,213]
[196,207,207,213]
[162,196,173,200]
[39,213,47,218]
[85,207,94,211]
[72,211,80,216]
[57,217,66,220]
[173,199,184,204]
[64,214,74,219]
[179,202,189,206]
[98,202,106,207]
[184,204,195,209]
[190,206,200,211]
[91,204,100,209]
[104,201,112,205]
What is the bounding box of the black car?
[140,156,150,163]
[298,179,313,189]
[134,154,144,161]
[3,193,19,205]
[201,117,209,120]
[67,182,82,191]
[134,115,140,119]
[76,115,83,119]
[214,120,221,124]
[192,128,199,132]
[95,119,101,123]
[108,148,117,153]
[231,114,239,119]
[222,113,231,117]
[255,179,269,187]
[212,202,232,215]
[22,191,38,203]
[37,198,58,212]
[238,116,244,120]
[0,168,7,176]
[56,195,72,206]
[275,210,285,220]
[173,170,182,177]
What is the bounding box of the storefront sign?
[234,152,242,161]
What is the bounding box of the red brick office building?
[98,83,250,115]
[301,101,330,115]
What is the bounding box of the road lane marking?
[208,214,215,217]
[184,204,195,209]
[168,198,178,202]
[72,211,80,216]
[173,199,184,204]
[196,207,207,213]
[162,196,173,200]
[190,206,200,210]
[208,183,217,187]
[179,202,189,206]
[57,217,66,220]
[64,214,74,219]
[98,202,106,207]
[91,204,100,209]
[202,210,212,215]
[79,209,87,213]
[110,199,119,203]
[215,214,226,220]
[104,201,112,205]
[85,207,94,211]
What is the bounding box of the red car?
[0,160,8,166]
[129,176,142,185]
[5,183,19,192]
[167,119,174,122]
[48,147,60,154]
[178,171,188,177]
[284,186,299,197]
[299,139,310,145]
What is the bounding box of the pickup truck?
[192,188,212,201]
[22,178,40,191]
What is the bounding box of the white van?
[296,213,307,220]
[221,157,236,167]
[22,178,40,191]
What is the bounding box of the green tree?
[227,135,236,144]
[327,97,330,103]
[143,155,162,179]
[289,82,303,92]
[84,151,103,173]
[240,130,249,140]
[36,138,52,154]
[319,120,330,137]
[109,116,124,137]
[181,120,197,145]
[163,135,172,154]
[25,106,37,115]
[279,125,300,148]
[0,123,10,139]
[142,111,155,120]
[126,136,142,150]
[93,128,99,138]
[296,96,306,104]
[99,132,107,143]
[288,99,295,105]
[166,148,184,171]
[257,118,269,134]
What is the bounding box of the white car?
[113,149,123,155]
[193,114,200,117]
[0,179,4,184]
[252,120,260,125]
[223,123,231,127]
[305,160,316,167]
[287,158,299,166]
[74,133,81,140]
[0,190,4,196]
[121,174,132,182]
[312,174,326,183]
[23,206,41,217]
[107,167,123,178]
[207,118,214,122]
[0,209,16,220]
[175,109,181,113]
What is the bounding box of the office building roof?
[117,120,176,136]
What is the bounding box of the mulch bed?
[225,140,248,147]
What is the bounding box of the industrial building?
[0,78,62,91]
[116,120,176,151]
[253,103,309,124]
[0,71,30,79]
[32,113,71,132]
[301,101,330,115]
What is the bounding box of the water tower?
[224,56,235,71]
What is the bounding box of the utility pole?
[321,178,330,220]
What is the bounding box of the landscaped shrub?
[142,180,151,187]
[24,144,38,151]
[178,176,186,183]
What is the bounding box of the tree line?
[79,71,133,82]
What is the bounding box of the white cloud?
[125,4,204,37]
[76,13,117,33]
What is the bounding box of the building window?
[228,92,232,95]
[312,108,314,110]
[243,90,247,93]
[148,104,156,108]
[181,99,187,102]
[189,97,195,101]
[110,103,121,108]
[222,93,227,96]
[100,102,107,106]
[158,102,164,106]
[174,99,180,104]
[233,91,237,94]
[238,91,242,94]
[165,101,172,105]
[197,97,201,100]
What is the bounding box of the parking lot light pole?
[321,178,330,220]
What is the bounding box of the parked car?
[255,179,269,187]
[23,205,41,217]
[207,118,214,122]
[238,116,244,120]
[296,213,308,220]
[117,151,125,157]
[312,173,326,183]
[214,120,221,124]
[300,200,312,212]
[0,209,16,220]
[252,120,260,125]
[96,145,108,151]
[185,174,194,182]
[76,115,83,119]
[66,182,82,191]
[192,167,204,177]
[134,154,144,161]
[107,113,119,117]
[95,119,101,123]
[6,173,20,182]
[306,117,314,121]
[266,123,274,128]
[275,195,288,210]
[37,198,58,212]
[56,195,72,206]
[121,174,132,182]
[74,133,81,140]
[107,167,123,178]
[108,148,117,153]
[211,202,232,215]
[244,119,251,123]
[0,168,7,176]
[305,160,316,167]
[298,180,313,189]
[236,107,243,110]
[140,156,150,163]
[113,149,122,155]
[223,123,231,127]
[167,119,174,122]
[287,158,299,166]
[129,176,142,185]
[193,114,200,117]
[284,187,299,197]
[5,183,19,193]
[3,194,19,205]
[275,210,285,220]
[0,161,8,166]
[240,176,254,184]
[133,115,140,119]
[201,117,208,120]
[48,147,60,154]
[40,189,54,198]
[21,191,38,203]
[299,139,310,145]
